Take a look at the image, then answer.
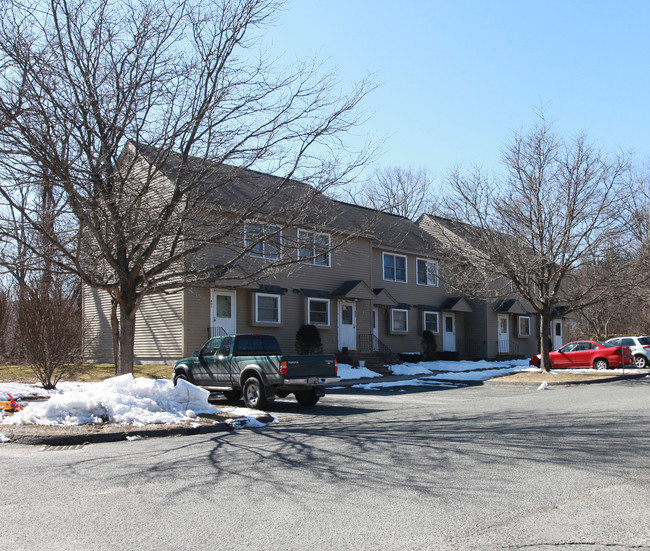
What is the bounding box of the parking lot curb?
[3,421,235,446]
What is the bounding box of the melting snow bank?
[1,375,276,428]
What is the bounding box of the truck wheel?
[223,390,242,401]
[173,372,188,386]
[243,377,269,409]
[295,389,319,407]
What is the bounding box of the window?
[560,342,578,353]
[423,311,439,333]
[245,222,281,259]
[391,309,408,332]
[383,253,407,283]
[255,293,281,323]
[518,316,531,337]
[298,230,331,266]
[219,336,233,356]
[234,335,281,355]
[200,337,221,356]
[416,259,439,286]
[308,298,330,325]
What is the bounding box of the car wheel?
[223,390,242,401]
[243,376,269,409]
[594,358,609,371]
[634,355,647,369]
[173,372,189,386]
[295,390,320,407]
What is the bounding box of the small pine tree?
[295,324,324,355]
[421,330,437,361]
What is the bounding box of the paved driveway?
[1,378,649,550]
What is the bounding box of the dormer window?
[245,222,281,259]
[298,230,330,266]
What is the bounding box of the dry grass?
[491,370,639,384]
[0,363,171,384]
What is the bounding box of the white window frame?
[254,293,281,324]
[245,222,282,259]
[307,298,330,326]
[416,258,439,287]
[391,308,409,333]
[518,315,531,337]
[423,311,439,334]
[383,252,407,283]
[298,229,331,267]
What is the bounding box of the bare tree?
[434,117,631,372]
[0,0,374,374]
[0,284,10,361]
[353,166,437,220]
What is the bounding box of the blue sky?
[264,1,650,182]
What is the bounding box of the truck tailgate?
[280,355,337,378]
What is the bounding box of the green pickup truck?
[172,334,340,409]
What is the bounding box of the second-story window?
[383,252,407,283]
[245,222,281,259]
[298,230,331,266]
[417,258,439,286]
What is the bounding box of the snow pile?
[2,375,220,427]
[337,363,381,379]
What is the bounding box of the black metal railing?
[357,334,395,365]
[207,326,228,339]
[456,339,487,360]
[496,339,519,356]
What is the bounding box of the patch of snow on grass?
[337,363,381,379]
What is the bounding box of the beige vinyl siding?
[82,285,184,364]
[181,236,374,356]
[183,287,210,356]
[371,248,451,353]
[132,292,183,362]
[82,286,113,363]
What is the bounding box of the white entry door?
[338,301,357,351]
[443,313,456,352]
[211,290,236,336]
[497,314,509,353]
[552,319,563,350]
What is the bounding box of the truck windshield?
[234,335,281,355]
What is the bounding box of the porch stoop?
[353,352,393,376]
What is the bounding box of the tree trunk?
[116,301,137,376]
[110,296,120,374]
[539,311,552,373]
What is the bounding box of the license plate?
[307,377,320,384]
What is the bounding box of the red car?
[529,340,634,370]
